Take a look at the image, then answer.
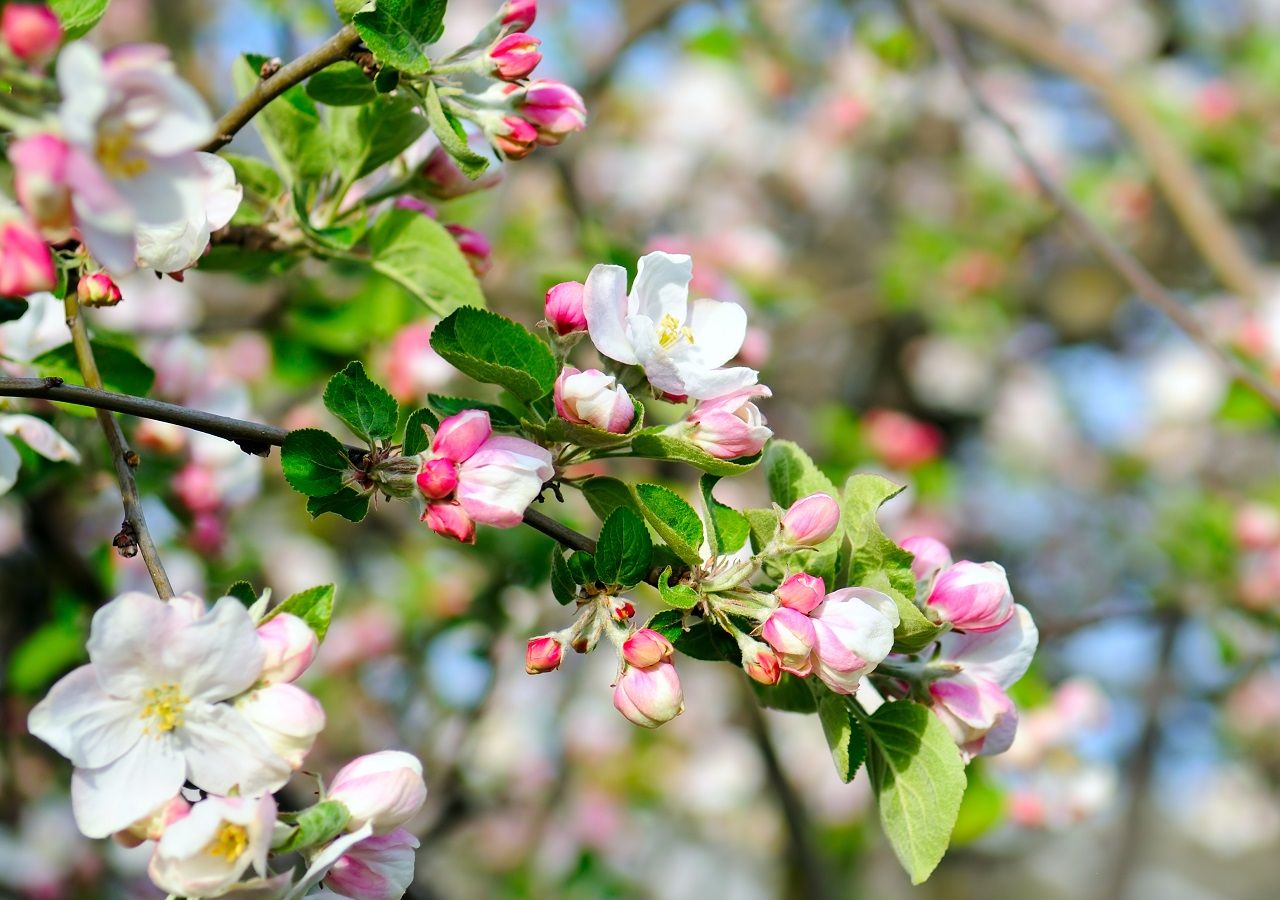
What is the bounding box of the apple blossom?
[761,606,817,676]
[7,134,74,238]
[2,3,61,66]
[779,492,841,547]
[235,683,325,769]
[147,793,276,898]
[328,751,428,835]
[415,409,554,542]
[774,572,826,615]
[0,216,55,296]
[809,587,900,695]
[924,560,1015,633]
[445,224,492,276]
[256,612,319,684]
[739,639,782,685]
[583,251,757,400]
[929,605,1039,758]
[544,280,587,335]
[324,828,420,900]
[621,628,674,668]
[26,592,291,838]
[113,794,190,848]
[554,367,635,433]
[518,79,587,145]
[525,635,564,674]
[900,535,953,585]
[612,659,684,728]
[0,412,80,496]
[502,0,536,31]
[491,115,538,159]
[77,272,122,307]
[680,384,772,458]
[489,33,541,81]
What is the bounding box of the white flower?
[0,413,80,495]
[235,683,326,769]
[148,793,276,898]
[27,592,291,838]
[583,251,757,400]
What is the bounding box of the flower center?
[656,313,694,350]
[206,823,249,862]
[139,683,190,734]
[95,126,149,178]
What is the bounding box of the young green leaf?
[656,566,699,609]
[263,583,336,641]
[580,476,639,521]
[865,700,967,885]
[764,440,838,507]
[306,61,378,105]
[566,550,597,586]
[49,0,109,39]
[280,429,353,497]
[226,581,258,607]
[645,610,737,661]
[368,208,487,315]
[430,308,557,401]
[402,407,438,456]
[323,361,399,444]
[699,474,751,556]
[422,81,491,178]
[595,507,652,588]
[633,484,705,566]
[425,395,521,430]
[353,0,447,75]
[751,673,819,713]
[34,342,155,417]
[819,694,867,783]
[550,549,578,605]
[273,799,350,853]
[332,94,428,182]
[306,488,371,523]
[629,433,762,477]
[233,54,330,184]
[745,508,780,552]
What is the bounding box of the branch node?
[113,521,140,558]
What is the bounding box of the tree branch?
[930,0,1264,303]
[908,0,1280,412]
[61,297,174,599]
[202,25,362,153]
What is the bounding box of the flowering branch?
[909,0,1280,413]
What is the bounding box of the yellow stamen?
[139,683,189,734]
[656,313,694,350]
[207,823,249,862]
[95,126,149,178]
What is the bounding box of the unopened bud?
[445,224,492,276]
[256,612,318,685]
[328,751,428,835]
[416,457,458,499]
[491,115,538,159]
[525,635,564,674]
[544,281,586,335]
[779,492,840,546]
[2,4,61,67]
[488,32,541,81]
[740,641,781,685]
[621,628,673,668]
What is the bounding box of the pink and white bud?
[779,493,840,546]
[7,134,74,239]
[77,271,122,307]
[148,794,276,898]
[554,367,634,433]
[432,408,491,462]
[256,612,318,684]
[809,587,899,694]
[324,828,420,900]
[422,501,476,543]
[0,218,55,296]
[544,280,586,335]
[489,32,541,81]
[502,0,536,32]
[774,572,825,615]
[416,457,459,499]
[236,683,326,769]
[492,115,538,159]
[445,224,492,276]
[621,628,674,668]
[612,660,683,728]
[925,560,1015,633]
[900,535,953,585]
[525,634,564,674]
[684,384,772,459]
[761,606,817,676]
[328,751,428,835]
[2,4,61,66]
[419,145,502,200]
[740,641,781,685]
[518,80,587,145]
[863,409,943,469]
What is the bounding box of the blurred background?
[4,0,1280,897]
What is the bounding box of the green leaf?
[368,208,487,315]
[323,361,399,444]
[566,550,596,586]
[580,476,638,521]
[374,66,401,93]
[7,612,86,694]
[49,0,109,39]
[332,94,428,182]
[764,440,837,507]
[306,60,378,105]
[33,342,155,417]
[223,153,285,206]
[263,583,336,641]
[0,297,29,324]
[422,81,491,178]
[745,508,779,552]
[273,800,350,853]
[630,433,761,477]
[226,581,258,607]
[280,429,353,497]
[819,694,866,783]
[545,398,644,449]
[425,395,521,430]
[595,507,652,588]
[352,0,446,74]
[633,484,705,566]
[751,673,818,713]
[865,700,966,885]
[646,609,737,662]
[402,407,438,455]
[307,487,371,522]
[233,54,330,184]
[656,566,699,609]
[699,474,750,557]
[430,308,557,401]
[550,548,578,605]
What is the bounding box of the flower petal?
[675,363,758,402]
[178,702,291,796]
[937,604,1038,688]
[165,596,264,701]
[0,414,81,463]
[0,436,18,496]
[27,664,143,769]
[686,298,747,368]
[583,263,638,365]
[70,736,185,838]
[630,251,692,324]
[87,592,182,697]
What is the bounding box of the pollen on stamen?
[139,683,190,734]
[656,313,694,350]
[207,823,249,861]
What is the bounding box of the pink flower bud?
[613,659,683,728]
[489,32,541,81]
[256,612,318,684]
[863,409,943,469]
[741,641,781,685]
[900,535,953,585]
[445,224,492,276]
[0,218,55,296]
[236,682,326,769]
[774,572,825,614]
[924,560,1015,633]
[328,751,428,834]
[324,828,420,900]
[432,409,491,462]
[416,457,459,499]
[621,628,673,668]
[422,501,476,544]
[762,607,817,676]
[525,635,564,674]
[7,134,73,239]
[684,385,772,459]
[809,587,899,694]
[419,145,502,200]
[554,367,634,433]
[544,280,586,335]
[78,272,122,307]
[779,493,840,546]
[502,0,536,31]
[393,195,437,217]
[2,4,61,66]
[518,80,587,145]
[492,115,538,159]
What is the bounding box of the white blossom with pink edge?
[26,593,291,838]
[929,604,1039,759]
[147,793,276,897]
[808,587,900,695]
[323,828,420,900]
[0,413,80,495]
[678,384,772,459]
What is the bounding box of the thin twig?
[61,297,174,599]
[908,0,1280,412]
[202,24,362,153]
[930,0,1263,303]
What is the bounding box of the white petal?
[939,604,1039,687]
[625,316,688,396]
[631,252,691,323]
[0,414,81,463]
[583,263,638,365]
[165,596,264,701]
[87,592,182,697]
[674,363,758,401]
[56,43,108,148]
[27,664,143,768]
[686,298,747,368]
[71,737,185,838]
[284,823,374,900]
[178,703,291,796]
[198,152,243,231]
[0,437,18,496]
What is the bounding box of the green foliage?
[426,395,521,430]
[751,673,818,713]
[226,581,258,606]
[550,548,578,605]
[332,94,428,182]
[656,566,699,609]
[352,0,447,74]
[234,54,330,184]
[646,609,737,661]
[369,208,487,315]
[34,342,155,417]
[865,700,966,885]
[633,483,705,566]
[306,61,378,105]
[402,407,438,455]
[280,429,354,497]
[764,440,837,507]
[49,0,109,39]
[629,432,761,477]
[818,694,866,783]
[594,507,652,588]
[0,297,29,323]
[307,487,372,522]
[430,308,557,402]
[263,584,336,642]
[423,81,491,178]
[699,475,750,556]
[566,549,596,586]
[745,508,780,552]
[274,800,350,853]
[324,361,399,444]
[581,476,638,520]
[545,399,643,448]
